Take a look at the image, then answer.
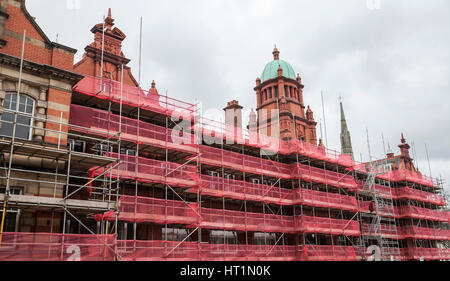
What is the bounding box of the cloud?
[27,0,450,191]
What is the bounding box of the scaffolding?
[0,73,449,261]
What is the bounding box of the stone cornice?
[0,52,84,84]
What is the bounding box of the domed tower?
[254,47,317,144]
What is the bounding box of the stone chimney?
[223,100,243,129]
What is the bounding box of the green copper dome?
[261,59,297,82]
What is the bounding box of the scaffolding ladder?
[357,161,401,261]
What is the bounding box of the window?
[163,227,192,242]
[91,143,112,155]
[269,88,272,99]
[224,173,235,180]
[68,139,86,153]
[120,148,136,156]
[254,232,276,245]
[0,187,22,233]
[210,230,238,244]
[209,171,220,177]
[0,93,35,140]
[274,86,278,97]
[252,178,260,184]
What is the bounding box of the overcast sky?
[27,0,450,192]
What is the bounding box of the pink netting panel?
[91,153,200,188]
[118,196,200,224]
[296,215,360,236]
[194,145,291,179]
[117,240,200,261]
[394,187,445,205]
[297,142,355,167]
[396,205,449,222]
[199,244,298,261]
[0,233,116,261]
[294,188,358,212]
[73,76,196,118]
[70,104,197,154]
[387,169,434,187]
[299,245,357,261]
[399,226,450,241]
[292,163,358,190]
[361,223,399,239]
[196,146,357,189]
[191,207,296,233]
[191,174,294,205]
[117,241,298,261]
[400,248,450,261]
[192,176,358,211]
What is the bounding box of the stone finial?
[277,64,283,77]
[273,47,280,60]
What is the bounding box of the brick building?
[0,0,448,261]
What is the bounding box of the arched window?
[0,93,35,140]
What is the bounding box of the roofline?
[20,0,77,54]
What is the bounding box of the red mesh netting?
[194,146,357,189]
[188,206,296,233]
[90,153,200,188]
[199,244,298,261]
[294,188,359,212]
[299,245,357,261]
[188,174,294,205]
[70,104,197,154]
[400,248,450,261]
[296,215,360,236]
[117,241,298,261]
[395,205,449,222]
[399,226,450,241]
[117,240,200,261]
[193,145,292,179]
[117,196,200,224]
[0,233,117,261]
[361,223,399,239]
[292,163,358,190]
[386,169,434,187]
[73,76,196,118]
[394,186,445,206]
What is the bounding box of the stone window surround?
[0,77,48,142]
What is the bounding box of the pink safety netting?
[188,175,358,211]
[394,186,445,206]
[70,104,198,154]
[292,163,359,190]
[395,205,449,222]
[0,233,117,261]
[193,145,357,189]
[356,183,445,206]
[117,196,199,224]
[188,174,295,205]
[296,215,360,236]
[385,169,434,187]
[192,145,292,179]
[400,248,450,261]
[299,245,358,261]
[399,226,450,241]
[354,163,435,188]
[361,223,399,239]
[117,240,298,261]
[294,188,358,212]
[195,118,355,168]
[188,206,297,233]
[89,153,200,189]
[73,76,196,119]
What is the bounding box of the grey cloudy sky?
[27,0,450,191]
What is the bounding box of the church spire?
[340,100,354,159]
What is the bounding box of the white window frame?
[0,93,35,141]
